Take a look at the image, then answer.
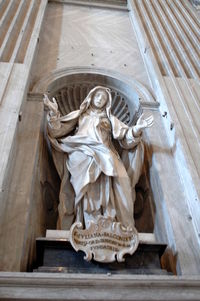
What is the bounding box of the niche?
[42,71,156,234]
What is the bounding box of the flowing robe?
[47,107,144,229]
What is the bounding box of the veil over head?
[79,86,112,116]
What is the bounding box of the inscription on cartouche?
[69,217,139,263]
[74,231,132,250]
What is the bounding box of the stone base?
[34,231,169,275]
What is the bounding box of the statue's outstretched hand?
[43,94,58,115]
[133,114,154,136]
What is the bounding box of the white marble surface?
[30,2,151,92]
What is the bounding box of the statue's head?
[91,88,109,110]
[79,86,112,116]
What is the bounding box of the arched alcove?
[33,66,156,105]
[33,67,159,235]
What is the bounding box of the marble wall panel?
[30,2,152,94]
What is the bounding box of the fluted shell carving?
[53,84,131,125]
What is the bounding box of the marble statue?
[44,86,153,231]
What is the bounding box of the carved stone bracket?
[190,0,200,9]
[69,217,139,263]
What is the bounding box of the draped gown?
[47,105,144,230]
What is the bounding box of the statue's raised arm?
[43,94,59,116]
[133,114,154,137]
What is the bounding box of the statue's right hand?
[43,94,58,114]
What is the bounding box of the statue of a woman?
[44,86,153,230]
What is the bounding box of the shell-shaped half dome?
[53,84,131,125]
[45,71,145,126]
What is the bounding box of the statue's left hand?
[133,114,154,136]
[43,94,58,115]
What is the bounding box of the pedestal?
[34,231,170,275]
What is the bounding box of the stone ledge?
[45,229,157,243]
[0,272,200,301]
[49,0,128,11]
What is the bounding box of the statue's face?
[92,90,108,109]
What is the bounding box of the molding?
[0,272,200,300]
[32,66,158,107]
[27,92,43,102]
[49,0,128,11]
